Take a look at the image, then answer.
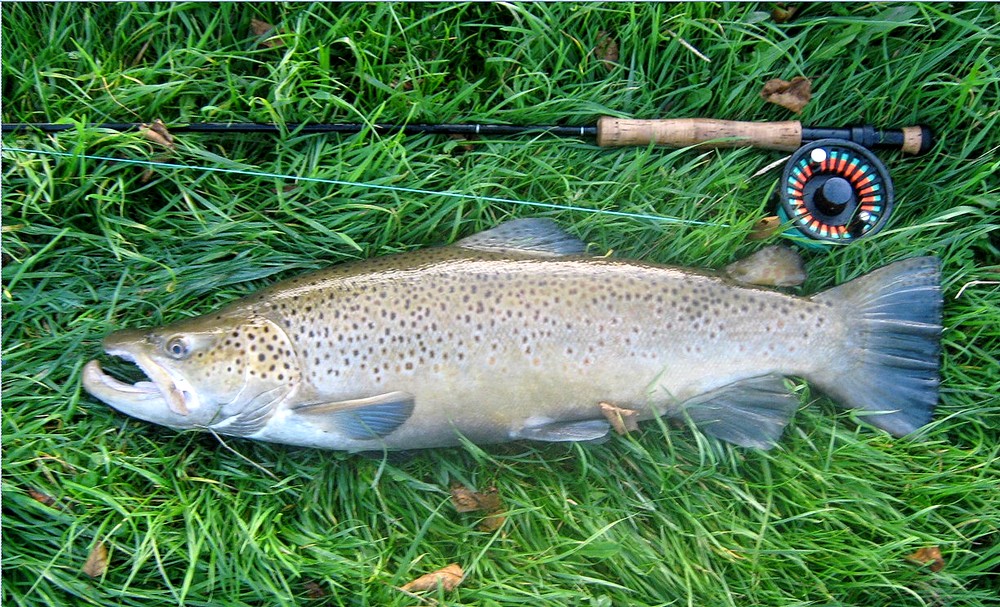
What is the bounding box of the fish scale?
[83,219,941,451]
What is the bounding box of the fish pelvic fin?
[680,374,800,449]
[812,257,942,436]
[512,419,611,443]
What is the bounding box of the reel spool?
[778,139,894,245]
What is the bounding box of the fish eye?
[165,336,190,359]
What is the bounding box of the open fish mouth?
[82,353,192,417]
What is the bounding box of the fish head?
[82,313,298,434]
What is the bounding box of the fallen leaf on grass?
[477,510,507,533]
[400,563,464,593]
[131,38,152,66]
[82,541,108,578]
[450,485,500,513]
[748,216,782,240]
[760,76,812,113]
[450,484,506,532]
[27,488,57,507]
[906,546,945,572]
[448,134,477,154]
[251,18,284,48]
[594,31,619,71]
[303,580,327,599]
[771,4,801,23]
[724,245,806,287]
[600,402,639,435]
[140,119,174,150]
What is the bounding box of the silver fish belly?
[83,219,942,451]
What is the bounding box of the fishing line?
[0,146,725,227]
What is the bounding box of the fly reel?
[778,139,895,245]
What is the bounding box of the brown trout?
[83,219,942,451]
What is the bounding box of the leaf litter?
[906,546,945,572]
[82,541,108,578]
[399,563,464,593]
[450,484,506,532]
[760,76,812,113]
[251,18,285,48]
[600,402,639,435]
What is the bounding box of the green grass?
[2,3,998,606]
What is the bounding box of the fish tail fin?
[811,257,942,436]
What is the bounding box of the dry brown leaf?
[724,245,806,287]
[906,546,945,572]
[448,134,477,154]
[594,31,619,71]
[27,488,57,507]
[251,18,274,36]
[760,76,812,114]
[140,120,174,150]
[131,39,152,66]
[600,402,639,435]
[771,4,800,23]
[400,563,464,593]
[450,484,501,513]
[748,216,782,240]
[477,512,506,533]
[303,580,327,599]
[82,541,108,578]
[251,18,284,48]
[451,484,506,532]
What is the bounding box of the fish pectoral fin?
[455,218,588,257]
[679,375,799,449]
[292,391,415,440]
[513,419,610,443]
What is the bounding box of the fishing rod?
[3,116,935,244]
[2,117,934,155]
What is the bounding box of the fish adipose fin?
[514,419,611,442]
[456,218,588,257]
[680,375,800,449]
[293,391,415,440]
[812,257,942,436]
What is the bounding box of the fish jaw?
[82,331,198,427]
[83,360,167,415]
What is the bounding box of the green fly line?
[0,146,726,227]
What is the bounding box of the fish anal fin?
[513,419,610,443]
[681,375,799,449]
[456,218,588,257]
[293,391,415,440]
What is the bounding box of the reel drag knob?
[778,139,895,244]
[816,177,853,215]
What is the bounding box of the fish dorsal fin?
[680,375,799,449]
[455,218,588,257]
[293,391,415,440]
[724,245,807,287]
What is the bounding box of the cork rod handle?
[596,117,803,151]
